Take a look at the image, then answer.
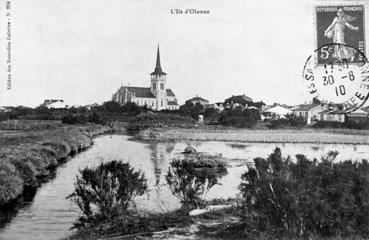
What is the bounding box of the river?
[1,134,369,240]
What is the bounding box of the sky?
[0,0,367,107]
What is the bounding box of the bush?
[239,148,369,238]
[166,156,227,210]
[67,160,147,226]
[218,108,260,128]
[61,114,87,124]
[313,120,369,130]
[0,161,24,205]
[126,113,195,130]
[87,112,105,125]
[268,115,305,129]
[179,101,205,120]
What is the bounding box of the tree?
[179,101,204,120]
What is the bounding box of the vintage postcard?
[1,1,369,240]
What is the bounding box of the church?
[112,46,179,111]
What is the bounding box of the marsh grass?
[144,127,369,144]
[0,121,111,209]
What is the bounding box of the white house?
[318,109,346,122]
[264,106,292,120]
[293,104,325,124]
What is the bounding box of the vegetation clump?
[67,160,147,227]
[267,115,306,129]
[127,113,195,130]
[239,148,369,239]
[67,160,192,239]
[166,153,228,209]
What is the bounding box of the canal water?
[1,134,369,240]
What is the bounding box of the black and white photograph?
[0,0,369,240]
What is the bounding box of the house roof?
[293,104,321,112]
[265,106,292,115]
[189,96,209,102]
[347,109,369,117]
[168,101,178,106]
[46,101,68,109]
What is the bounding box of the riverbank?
[0,121,112,210]
[137,126,369,144]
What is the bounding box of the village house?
[112,45,179,111]
[317,109,346,123]
[187,95,209,106]
[292,104,325,124]
[347,109,369,124]
[204,102,225,112]
[263,105,293,120]
[42,99,68,109]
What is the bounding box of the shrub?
[87,112,105,124]
[178,101,204,120]
[218,108,260,128]
[313,120,369,130]
[61,114,87,124]
[268,115,305,129]
[0,161,24,205]
[127,113,195,130]
[239,148,369,238]
[67,161,147,226]
[166,156,227,210]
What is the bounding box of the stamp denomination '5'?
[316,5,365,65]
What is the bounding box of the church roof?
[124,86,176,98]
[126,87,155,98]
[168,101,178,106]
[151,45,167,76]
[166,89,175,96]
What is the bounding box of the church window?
[161,99,163,107]
[160,83,164,90]
[153,83,156,90]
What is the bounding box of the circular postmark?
[302,43,369,112]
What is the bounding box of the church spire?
[151,44,166,75]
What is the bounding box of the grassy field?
[138,126,369,144]
[0,120,112,208]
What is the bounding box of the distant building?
[205,102,224,112]
[224,94,253,108]
[187,95,209,106]
[293,104,325,124]
[318,109,346,123]
[112,45,179,111]
[347,109,368,124]
[84,103,99,110]
[264,106,293,120]
[42,99,68,109]
[0,106,15,112]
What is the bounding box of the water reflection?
[1,135,369,240]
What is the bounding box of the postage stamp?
[316,5,365,65]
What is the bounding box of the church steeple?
[151,44,167,76]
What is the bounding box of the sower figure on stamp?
[324,8,359,62]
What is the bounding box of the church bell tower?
[150,45,167,110]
